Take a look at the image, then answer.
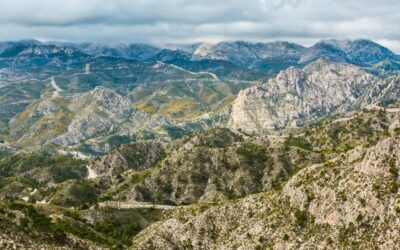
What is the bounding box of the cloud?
[0,0,398,52]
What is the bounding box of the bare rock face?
[228,59,394,134]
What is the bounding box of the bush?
[284,135,312,151]
[0,154,85,182]
[190,170,209,184]
[95,218,142,245]
[338,222,356,244]
[294,209,309,228]
[358,197,366,207]
[237,143,269,184]
[130,170,151,185]
[68,182,98,205]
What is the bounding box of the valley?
[0,38,399,249]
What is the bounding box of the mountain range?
[1,38,399,154]
[0,38,400,249]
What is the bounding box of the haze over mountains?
[1,38,400,249]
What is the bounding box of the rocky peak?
[299,42,347,64]
[300,39,400,66]
[228,60,387,133]
[193,42,216,57]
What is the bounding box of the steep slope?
[131,107,400,250]
[299,41,347,64]
[53,87,145,146]
[86,104,398,207]
[4,103,398,206]
[1,103,400,249]
[228,58,399,134]
[8,96,73,148]
[4,54,240,151]
[0,40,89,70]
[123,127,324,205]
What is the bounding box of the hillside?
[0,39,400,249]
[131,104,400,249]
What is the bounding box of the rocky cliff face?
[228,58,398,134]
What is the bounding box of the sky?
[0,0,399,52]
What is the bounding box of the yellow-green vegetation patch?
[214,95,236,110]
[200,88,220,104]
[136,101,157,114]
[160,98,203,119]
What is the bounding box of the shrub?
[356,213,363,222]
[284,135,312,151]
[190,170,209,184]
[358,197,366,207]
[294,209,310,228]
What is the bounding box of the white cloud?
[0,0,398,52]
[378,39,400,54]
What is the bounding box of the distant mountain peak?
[193,42,216,56]
[303,57,336,68]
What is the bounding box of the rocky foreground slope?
[1,39,400,249]
[131,106,400,249]
[0,102,399,249]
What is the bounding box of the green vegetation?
[163,125,189,140]
[284,134,313,151]
[338,223,356,245]
[0,154,85,178]
[0,200,164,248]
[237,142,270,186]
[51,180,98,207]
[294,209,314,228]
[94,217,141,245]
[2,201,107,246]
[130,170,152,185]
[0,154,86,201]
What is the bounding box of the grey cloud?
[0,0,399,52]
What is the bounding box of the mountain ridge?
[1,35,400,248]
